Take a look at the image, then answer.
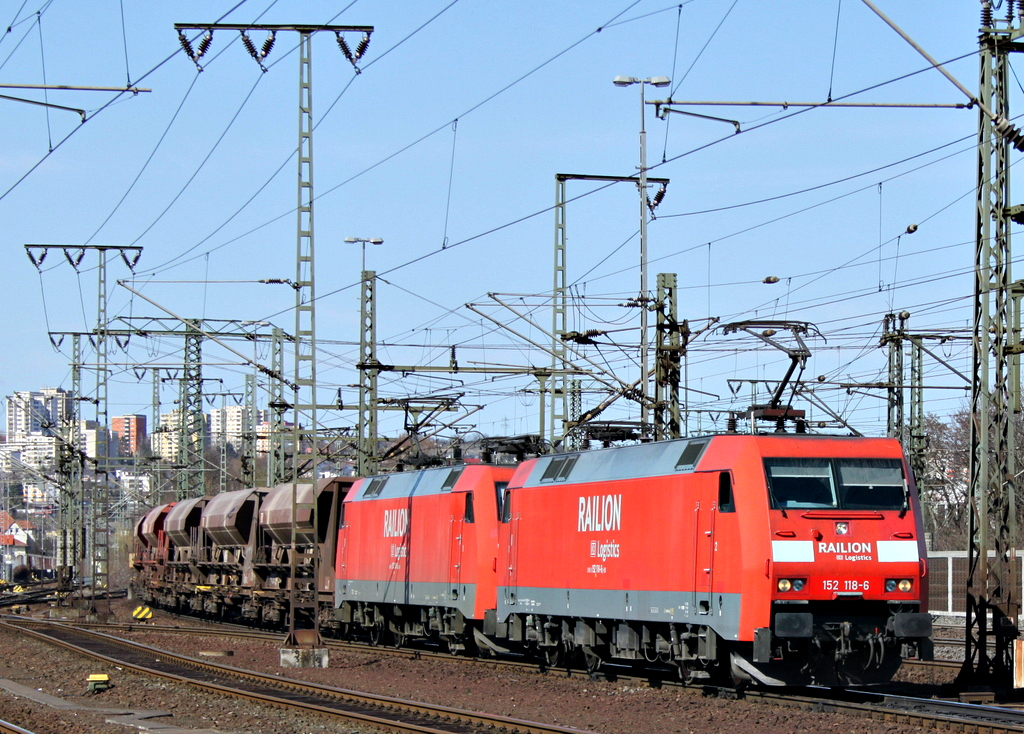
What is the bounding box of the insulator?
[982,0,993,28]
[196,31,212,59]
[354,34,371,60]
[336,32,355,63]
[260,32,276,59]
[1008,0,1016,22]
[651,185,666,208]
[178,30,196,61]
[240,31,259,61]
[995,117,1024,152]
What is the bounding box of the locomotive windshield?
[764,457,906,511]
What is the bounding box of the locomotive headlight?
[778,579,792,592]
[885,578,913,593]
[777,578,806,592]
[791,578,805,591]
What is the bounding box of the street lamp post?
[344,236,383,272]
[613,76,670,438]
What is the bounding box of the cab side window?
[495,481,508,521]
[718,472,735,513]
[501,489,513,523]
[464,492,475,523]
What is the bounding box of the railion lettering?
[818,541,872,555]
[577,494,622,532]
[383,508,409,538]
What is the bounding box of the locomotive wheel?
[369,621,385,646]
[581,645,602,675]
[542,644,564,669]
[391,631,406,649]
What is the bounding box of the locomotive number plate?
[821,579,871,593]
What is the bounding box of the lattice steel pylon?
[654,273,682,441]
[177,321,205,499]
[959,2,1024,694]
[267,326,287,486]
[175,20,374,662]
[357,270,379,476]
[551,175,570,451]
[288,30,321,653]
[56,335,84,597]
[882,312,908,442]
[25,244,141,617]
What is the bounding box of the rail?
[1,618,595,734]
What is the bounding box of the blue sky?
[0,1,992,444]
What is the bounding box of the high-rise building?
[209,405,267,451]
[5,388,71,440]
[111,414,147,456]
[3,388,72,470]
[151,409,210,462]
[78,419,117,461]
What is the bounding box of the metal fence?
[926,551,1023,616]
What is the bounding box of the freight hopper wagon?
[496,434,932,686]
[335,463,516,652]
[131,478,351,628]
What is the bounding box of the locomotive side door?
[501,488,519,606]
[692,473,717,615]
[448,494,466,602]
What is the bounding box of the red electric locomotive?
[494,432,932,685]
[335,462,515,651]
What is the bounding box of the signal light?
[885,578,913,593]
[777,578,805,592]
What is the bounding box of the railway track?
[0,719,33,734]
[81,616,970,684]
[0,617,594,734]
[15,614,1024,733]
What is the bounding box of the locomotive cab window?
[501,489,513,523]
[718,472,735,513]
[765,457,907,511]
[494,481,508,520]
[837,459,905,510]
[765,460,836,509]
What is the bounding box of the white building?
[2,434,60,471]
[151,410,210,462]
[21,480,58,507]
[209,405,267,451]
[78,420,117,463]
[5,388,70,440]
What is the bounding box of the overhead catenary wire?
[19,2,987,438]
